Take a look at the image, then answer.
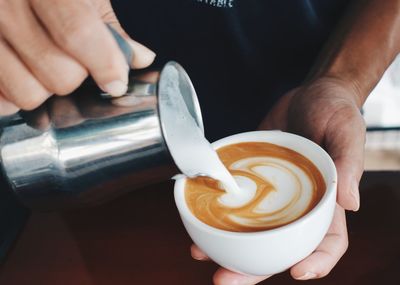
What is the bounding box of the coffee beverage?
[185,142,326,232]
[176,131,336,275]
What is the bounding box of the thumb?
[324,107,366,211]
[97,1,156,69]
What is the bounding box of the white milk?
[160,66,255,206]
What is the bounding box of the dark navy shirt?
[113,0,350,140]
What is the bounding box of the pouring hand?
[0,0,155,116]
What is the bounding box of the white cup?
[174,131,337,276]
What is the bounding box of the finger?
[190,244,210,261]
[213,268,271,285]
[31,0,129,96]
[0,0,88,96]
[0,94,19,116]
[324,108,366,211]
[0,38,50,110]
[291,205,348,280]
[190,245,271,285]
[95,0,156,69]
[334,156,362,211]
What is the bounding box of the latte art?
[185,142,326,232]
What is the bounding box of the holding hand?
[260,77,366,212]
[0,0,155,115]
[192,77,366,284]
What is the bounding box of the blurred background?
[363,55,400,170]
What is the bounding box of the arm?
[309,0,400,106]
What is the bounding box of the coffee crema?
[185,142,326,232]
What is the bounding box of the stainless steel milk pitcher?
[0,61,204,210]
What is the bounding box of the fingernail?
[145,48,156,61]
[191,253,208,261]
[129,40,156,59]
[295,272,317,280]
[351,180,360,211]
[128,40,156,67]
[234,280,254,285]
[192,256,205,261]
[102,80,128,97]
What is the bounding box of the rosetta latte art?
[185,142,326,232]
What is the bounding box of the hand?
[192,205,348,284]
[0,0,155,115]
[260,76,366,211]
[190,77,365,284]
[24,71,159,130]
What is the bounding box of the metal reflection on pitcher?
[0,61,203,210]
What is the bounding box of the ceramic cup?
[174,130,337,276]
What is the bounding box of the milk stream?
[160,66,254,206]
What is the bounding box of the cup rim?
[174,130,337,238]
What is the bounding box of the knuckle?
[51,70,87,96]
[13,82,49,110]
[19,92,47,110]
[0,66,49,111]
[0,98,19,116]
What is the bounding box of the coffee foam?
[228,157,313,225]
[185,142,326,232]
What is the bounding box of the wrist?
[305,74,365,109]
